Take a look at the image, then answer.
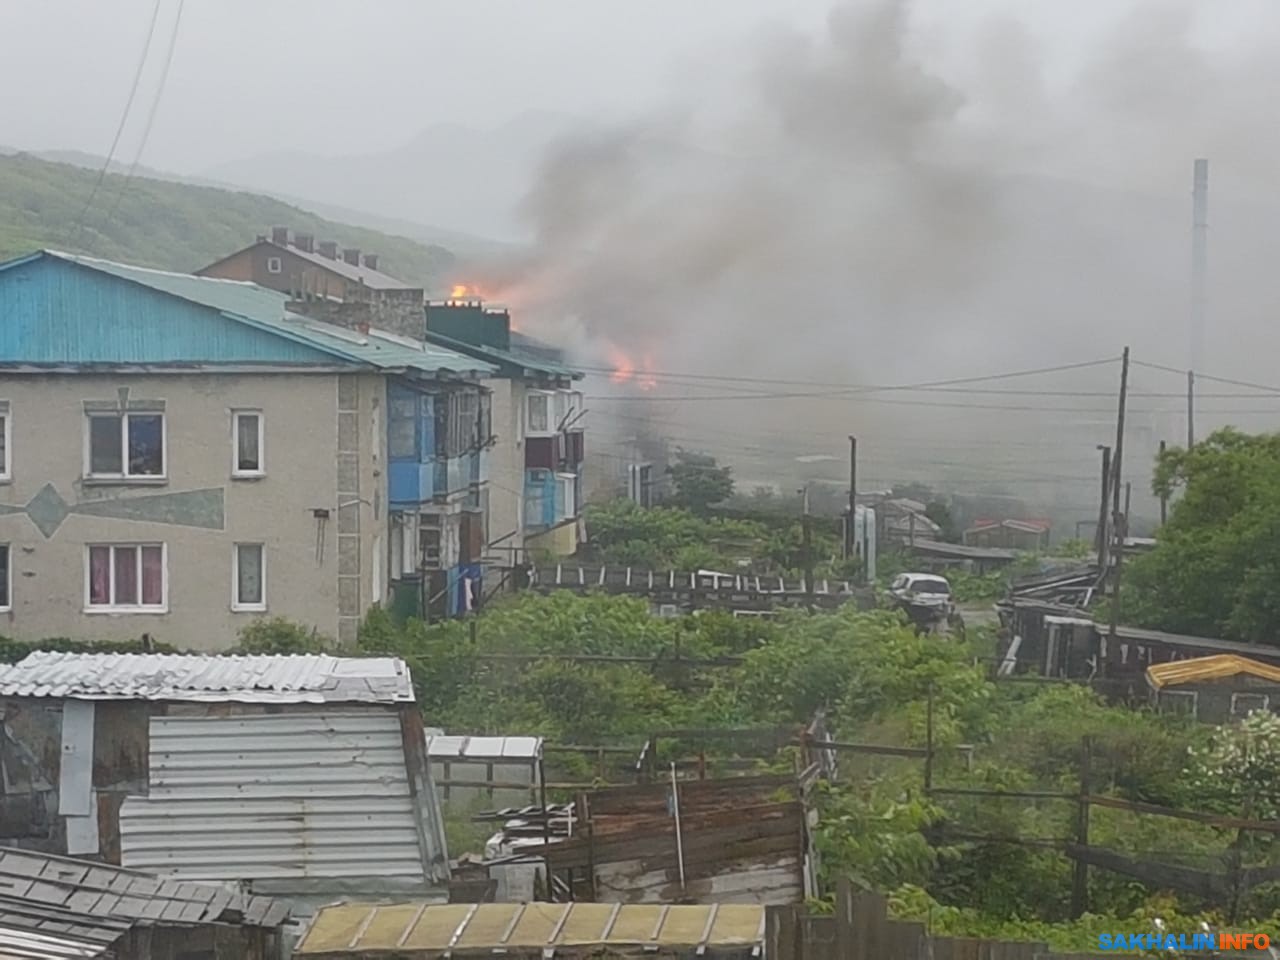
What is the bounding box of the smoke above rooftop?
[479,0,1280,511]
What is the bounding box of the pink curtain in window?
[114,547,138,605]
[141,547,163,606]
[89,547,110,605]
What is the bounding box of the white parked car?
[888,572,955,612]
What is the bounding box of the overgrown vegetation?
[0,153,455,284]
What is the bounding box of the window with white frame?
[1231,692,1270,718]
[86,544,165,611]
[232,410,264,476]
[557,473,577,521]
[232,543,266,611]
[266,256,283,274]
[0,544,10,610]
[0,402,10,481]
[87,412,164,479]
[526,391,552,436]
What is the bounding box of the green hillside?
[0,152,456,285]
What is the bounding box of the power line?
[101,0,187,235]
[582,356,1120,402]
[68,0,163,251]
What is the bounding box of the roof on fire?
[0,250,495,377]
[0,651,415,703]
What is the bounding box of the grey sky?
[1,0,1259,174]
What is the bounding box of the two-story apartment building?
[197,226,425,339]
[0,250,494,646]
[423,298,585,559]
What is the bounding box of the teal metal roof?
[0,251,495,377]
[422,329,581,381]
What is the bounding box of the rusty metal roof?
[1147,654,1280,690]
[0,652,413,703]
[295,902,766,957]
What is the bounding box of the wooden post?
[1071,737,1092,918]
[924,686,935,793]
[801,487,815,609]
[835,877,854,960]
[1108,347,1130,644]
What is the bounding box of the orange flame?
[610,347,636,384]
[449,284,472,299]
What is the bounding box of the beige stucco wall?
[0,372,377,650]
[484,378,525,559]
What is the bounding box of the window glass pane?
[389,419,416,459]
[113,546,138,605]
[237,544,263,605]
[236,414,260,472]
[0,415,7,474]
[89,547,110,605]
[0,545,9,608]
[528,395,549,432]
[127,415,163,476]
[90,416,123,474]
[141,546,163,605]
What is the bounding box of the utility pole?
[1071,737,1093,918]
[845,436,857,561]
[1187,370,1196,448]
[1108,347,1130,644]
[1158,440,1168,526]
[801,485,815,608]
[1095,446,1112,565]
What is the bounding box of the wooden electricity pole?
[1187,370,1196,448]
[801,485,815,608]
[1071,737,1093,918]
[845,436,857,562]
[1158,440,1168,526]
[1095,446,1112,565]
[1108,347,1130,644]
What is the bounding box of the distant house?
[1146,655,1280,723]
[0,651,449,918]
[963,518,1051,551]
[197,227,425,340]
[424,297,585,559]
[0,250,494,640]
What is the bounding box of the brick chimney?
[295,233,314,253]
[343,248,361,266]
[318,240,338,259]
[270,226,288,245]
[362,253,379,271]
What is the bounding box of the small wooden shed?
[1146,654,1280,723]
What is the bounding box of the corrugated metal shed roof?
[0,652,413,703]
[0,251,494,377]
[0,846,288,960]
[295,902,766,957]
[425,734,543,761]
[907,540,1018,561]
[119,712,448,888]
[1147,654,1280,690]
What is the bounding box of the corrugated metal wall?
[0,255,332,364]
[119,711,432,884]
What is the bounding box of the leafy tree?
[1126,428,1280,642]
[924,500,960,542]
[666,450,734,514]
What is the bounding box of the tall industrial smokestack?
[1191,158,1208,372]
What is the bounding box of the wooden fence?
[765,882,1102,960]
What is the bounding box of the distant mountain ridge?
[0,151,460,288]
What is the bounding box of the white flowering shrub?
[1185,710,1280,820]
